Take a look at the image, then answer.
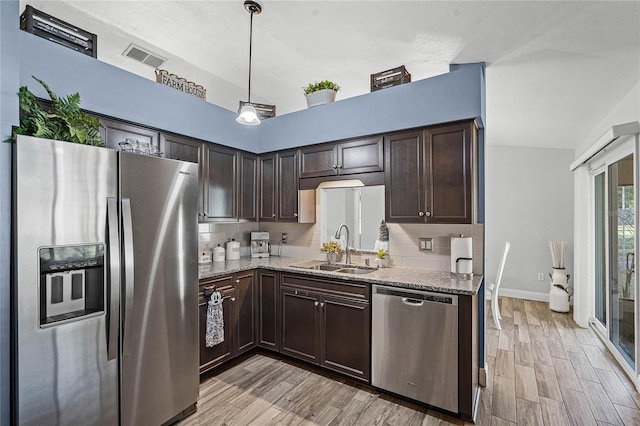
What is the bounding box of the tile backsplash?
[199,220,484,274]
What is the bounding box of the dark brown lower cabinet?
[235,271,257,355]
[199,272,256,374]
[257,270,280,351]
[280,288,320,364]
[280,274,371,382]
[199,276,235,373]
[320,295,370,380]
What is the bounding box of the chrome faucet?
[335,223,351,265]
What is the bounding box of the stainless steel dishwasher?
[372,285,458,413]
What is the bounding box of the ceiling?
[23,1,640,150]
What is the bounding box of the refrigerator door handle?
[107,197,120,361]
[122,198,135,356]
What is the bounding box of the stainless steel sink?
[312,264,343,271]
[290,262,376,274]
[335,267,375,275]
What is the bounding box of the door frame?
[586,136,640,389]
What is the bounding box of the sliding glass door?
[592,150,636,371]
[609,154,635,366]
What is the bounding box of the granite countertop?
[199,256,483,296]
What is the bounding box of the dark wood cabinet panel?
[199,277,235,374]
[100,119,159,152]
[300,137,383,179]
[299,144,338,178]
[338,137,384,175]
[277,150,299,221]
[205,145,237,221]
[280,288,319,364]
[320,296,370,381]
[280,273,370,382]
[257,270,280,350]
[258,154,277,221]
[235,271,257,355]
[160,133,201,163]
[239,153,258,222]
[384,130,425,222]
[426,122,473,224]
[385,121,475,224]
[258,151,299,222]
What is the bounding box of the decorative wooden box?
[20,5,97,58]
[370,65,411,92]
[240,101,276,120]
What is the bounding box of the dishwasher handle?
[402,297,424,306]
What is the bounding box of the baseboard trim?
[485,288,549,302]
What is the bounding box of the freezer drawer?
[371,285,458,413]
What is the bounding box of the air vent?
[122,43,166,68]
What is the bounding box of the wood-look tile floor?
[179,297,640,426]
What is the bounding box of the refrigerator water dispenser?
[39,244,105,326]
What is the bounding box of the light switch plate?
[419,237,434,252]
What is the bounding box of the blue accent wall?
[16,32,259,152]
[258,63,485,152]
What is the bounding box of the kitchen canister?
[212,244,225,262]
[225,239,240,261]
[198,251,212,264]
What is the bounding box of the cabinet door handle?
[272,213,276,217]
[320,302,325,308]
[231,297,236,302]
[235,279,240,283]
[314,301,319,306]
[337,165,343,169]
[332,164,337,170]
[419,211,425,217]
[294,213,298,217]
[425,211,432,217]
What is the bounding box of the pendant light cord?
[248,9,254,103]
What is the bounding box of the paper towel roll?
[450,236,473,276]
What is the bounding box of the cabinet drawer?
[281,274,369,301]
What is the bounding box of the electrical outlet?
[537,273,544,281]
[281,233,287,244]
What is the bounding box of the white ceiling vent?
[122,44,166,68]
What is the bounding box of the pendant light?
[236,0,262,126]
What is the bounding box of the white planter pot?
[305,89,337,108]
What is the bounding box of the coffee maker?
[251,232,270,258]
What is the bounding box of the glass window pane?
[609,154,635,367]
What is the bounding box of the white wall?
[485,145,574,300]
[575,82,640,159]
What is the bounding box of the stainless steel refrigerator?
[12,135,200,425]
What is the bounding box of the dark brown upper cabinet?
[385,120,475,224]
[259,150,300,222]
[100,118,160,152]
[238,152,258,222]
[161,133,201,163]
[203,144,237,221]
[299,137,383,178]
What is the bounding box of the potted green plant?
[7,76,104,146]
[375,248,389,268]
[321,241,344,264]
[304,80,340,108]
